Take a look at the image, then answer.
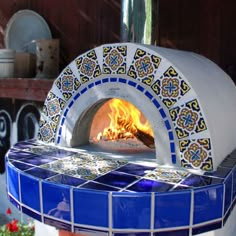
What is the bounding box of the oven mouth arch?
[57,78,176,166]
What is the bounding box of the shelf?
[0,78,54,102]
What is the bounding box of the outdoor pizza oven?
[5,43,236,235]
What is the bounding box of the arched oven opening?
[70,98,156,163]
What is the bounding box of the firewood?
[117,116,155,148]
[134,128,155,149]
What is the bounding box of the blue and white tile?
[73,188,109,227]
[7,164,19,201]
[154,190,191,228]
[42,181,71,222]
[112,192,151,229]
[20,173,40,211]
[193,185,223,224]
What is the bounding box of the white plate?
[4,9,52,54]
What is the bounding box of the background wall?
[0,0,121,70]
[0,0,235,77]
[158,0,236,81]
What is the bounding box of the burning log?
[117,117,155,149]
[134,128,155,149]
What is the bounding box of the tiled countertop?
[5,140,236,235]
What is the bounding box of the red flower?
[6,222,12,231]
[11,219,19,232]
[6,219,19,232]
[6,207,12,215]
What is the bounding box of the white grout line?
[193,217,223,227]
[150,192,155,236]
[17,172,23,222]
[118,177,141,192]
[153,225,189,233]
[19,203,40,214]
[70,187,74,232]
[189,189,194,236]
[17,172,21,202]
[39,180,44,223]
[108,192,113,236]
[222,183,226,221]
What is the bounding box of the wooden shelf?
[0,78,54,102]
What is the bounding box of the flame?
[96,98,154,145]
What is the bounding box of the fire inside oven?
[90,98,154,148]
[70,97,157,162]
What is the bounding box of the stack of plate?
[4,9,52,77]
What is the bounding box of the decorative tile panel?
[103,45,127,74]
[42,92,66,125]
[75,49,101,84]
[55,66,81,100]
[41,154,127,180]
[169,99,207,139]
[127,48,161,86]
[38,91,66,143]
[151,66,191,108]
[144,167,189,184]
[179,139,213,171]
[38,118,57,143]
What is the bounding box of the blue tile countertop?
[5,140,236,235]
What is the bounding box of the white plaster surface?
[145,44,236,169]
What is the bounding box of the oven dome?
[38,43,236,171]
